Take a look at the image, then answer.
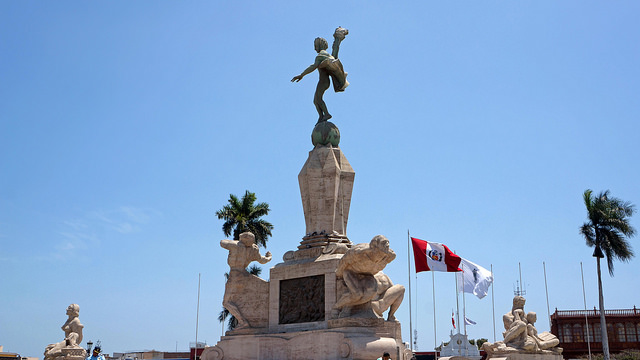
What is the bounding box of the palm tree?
[216,190,273,247]
[580,189,636,360]
[217,265,262,331]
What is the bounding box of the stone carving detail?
[482,296,562,356]
[279,275,325,324]
[221,232,272,330]
[332,235,405,320]
[44,304,87,360]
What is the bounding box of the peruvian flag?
[411,237,462,272]
[452,310,456,329]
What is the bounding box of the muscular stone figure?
[221,232,272,329]
[333,235,404,320]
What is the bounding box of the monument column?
[298,121,354,249]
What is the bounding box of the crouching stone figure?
[333,235,405,320]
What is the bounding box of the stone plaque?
[279,275,325,324]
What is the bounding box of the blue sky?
[1,1,639,357]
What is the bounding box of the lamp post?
[86,341,93,355]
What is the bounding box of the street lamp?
[86,341,93,355]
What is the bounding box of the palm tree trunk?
[597,257,610,360]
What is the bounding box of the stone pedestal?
[61,348,86,360]
[485,354,563,360]
[298,145,354,246]
[202,319,409,360]
[202,246,409,360]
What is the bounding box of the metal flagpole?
[543,262,552,329]
[455,255,460,336]
[491,264,496,342]
[462,264,467,336]
[461,262,468,356]
[195,273,201,360]
[407,230,414,352]
[581,262,592,360]
[432,270,437,354]
[415,270,419,351]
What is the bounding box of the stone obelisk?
[298,121,355,249]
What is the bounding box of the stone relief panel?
[279,275,325,324]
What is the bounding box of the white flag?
[456,258,493,299]
[464,316,477,325]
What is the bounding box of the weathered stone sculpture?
[221,232,272,331]
[333,235,405,320]
[291,27,349,123]
[482,296,561,359]
[44,304,87,360]
[298,145,355,250]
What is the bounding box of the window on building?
[617,323,626,342]
[607,323,615,342]
[563,324,573,343]
[573,323,584,342]
[585,322,593,342]
[626,322,637,342]
[594,323,602,342]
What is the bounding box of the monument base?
[61,347,87,360]
[486,354,563,360]
[201,321,410,360]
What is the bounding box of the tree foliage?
[580,189,636,276]
[216,190,273,247]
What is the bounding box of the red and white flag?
[452,310,456,329]
[411,237,462,272]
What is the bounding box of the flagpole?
[455,256,460,336]
[543,261,552,330]
[432,270,437,354]
[461,261,468,357]
[407,230,414,352]
[491,264,496,342]
[194,273,201,360]
[462,261,467,338]
[581,262,592,360]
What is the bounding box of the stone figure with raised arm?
[44,304,87,360]
[221,232,272,329]
[333,235,405,320]
[291,27,349,123]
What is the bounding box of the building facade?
[550,307,640,358]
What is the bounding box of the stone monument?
[201,27,410,360]
[43,304,88,360]
[482,296,562,360]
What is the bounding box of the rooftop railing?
[552,307,638,318]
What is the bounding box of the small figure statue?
[502,296,532,349]
[526,312,561,351]
[333,235,405,320]
[221,232,272,329]
[482,296,562,356]
[291,27,349,123]
[44,304,86,360]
